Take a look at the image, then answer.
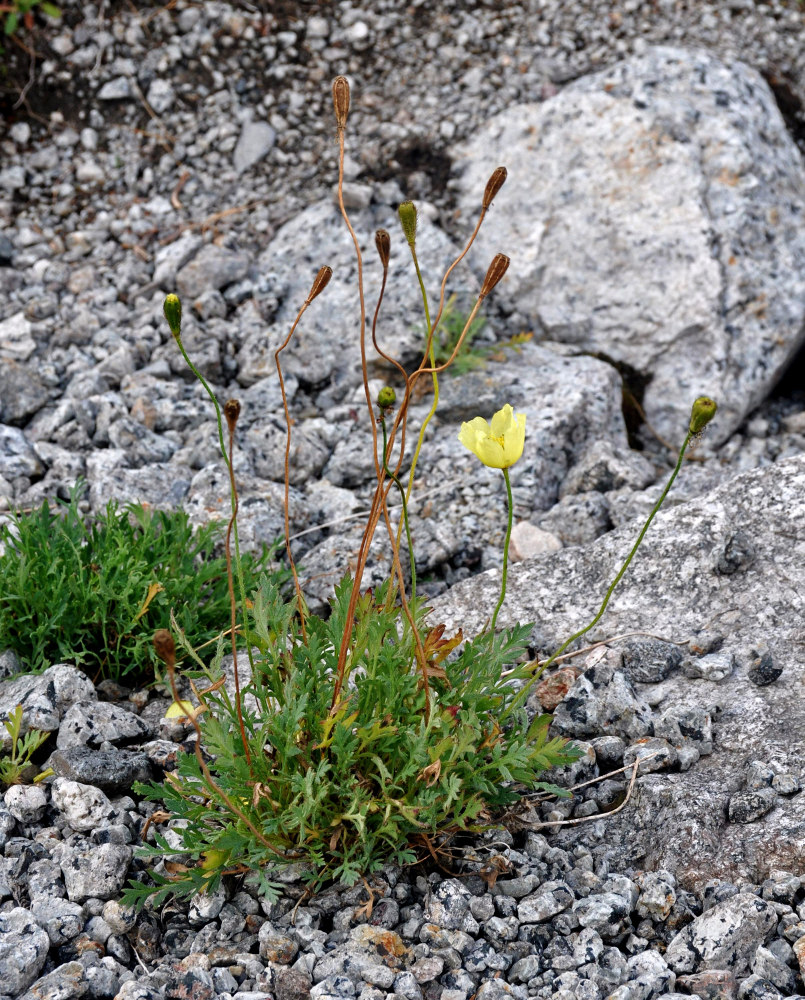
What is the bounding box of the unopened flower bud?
[689,396,717,435]
[224,398,241,435]
[163,294,182,339]
[377,386,396,410]
[375,229,391,268]
[332,76,350,132]
[483,166,507,210]
[308,266,332,302]
[479,253,510,298]
[398,201,417,248]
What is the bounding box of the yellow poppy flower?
[164,699,197,720]
[458,403,526,469]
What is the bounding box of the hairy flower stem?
[275,285,331,643]
[501,430,695,722]
[403,247,438,508]
[381,417,416,603]
[331,83,390,708]
[172,337,258,691]
[490,467,514,634]
[153,630,279,856]
[223,406,251,765]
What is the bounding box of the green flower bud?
[689,396,717,435]
[377,386,396,410]
[398,201,417,248]
[163,294,182,340]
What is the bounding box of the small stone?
[620,639,683,683]
[234,120,277,173]
[665,893,777,975]
[728,787,778,824]
[0,907,50,994]
[146,78,175,114]
[98,76,133,100]
[48,746,153,791]
[682,650,735,682]
[622,737,678,774]
[747,647,783,686]
[510,521,563,561]
[4,784,48,823]
[9,121,31,144]
[677,969,737,1000]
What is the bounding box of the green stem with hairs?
[501,430,694,721]
[173,337,257,681]
[491,467,514,634]
[382,416,417,604]
[404,249,438,506]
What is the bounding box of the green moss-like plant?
[0,481,278,682]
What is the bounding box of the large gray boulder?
[432,452,805,889]
[454,46,805,445]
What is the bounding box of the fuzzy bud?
[308,265,333,302]
[376,386,396,410]
[689,396,717,435]
[224,398,241,435]
[483,166,507,210]
[479,253,510,298]
[153,629,175,666]
[375,229,391,268]
[163,294,182,339]
[398,201,417,248]
[332,76,350,132]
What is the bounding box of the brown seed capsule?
[153,629,175,666]
[224,398,241,435]
[479,253,510,298]
[332,76,350,132]
[483,166,507,210]
[308,265,333,302]
[398,201,417,247]
[375,229,391,268]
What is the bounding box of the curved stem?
[224,417,251,765]
[173,339,258,701]
[382,417,416,605]
[490,467,513,634]
[502,431,694,721]
[403,247,437,508]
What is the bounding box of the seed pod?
[479,253,510,299]
[398,201,417,248]
[163,294,182,339]
[376,386,396,410]
[483,166,507,210]
[689,396,717,435]
[153,629,175,666]
[308,265,333,301]
[332,76,350,132]
[224,398,241,435]
[375,229,391,268]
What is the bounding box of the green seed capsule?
[377,386,396,410]
[689,396,717,435]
